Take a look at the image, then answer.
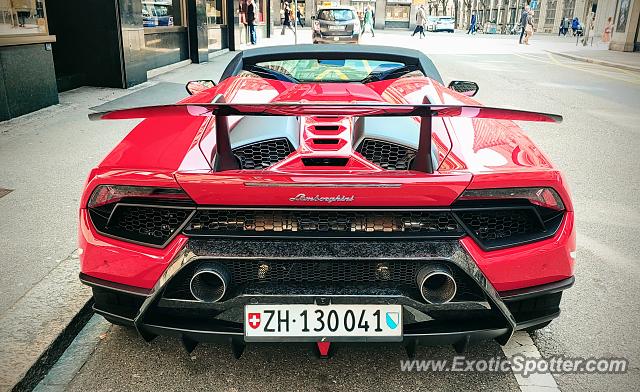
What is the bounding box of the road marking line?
[501,331,560,392]
[545,52,640,84]
[513,53,557,65]
[515,52,640,84]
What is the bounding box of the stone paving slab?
[0,250,91,391]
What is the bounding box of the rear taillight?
[87,185,190,209]
[87,185,194,248]
[454,187,566,250]
[458,187,565,211]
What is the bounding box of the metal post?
[294,0,298,44]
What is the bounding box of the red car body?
[79,46,574,355]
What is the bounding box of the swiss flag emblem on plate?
[247,312,261,329]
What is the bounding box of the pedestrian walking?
[558,17,568,36]
[363,5,375,37]
[586,14,595,45]
[571,17,580,36]
[246,0,257,45]
[602,16,613,43]
[519,5,530,44]
[467,11,477,34]
[561,17,570,36]
[297,7,304,27]
[523,9,534,45]
[281,2,295,35]
[412,5,427,38]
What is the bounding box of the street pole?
[294,0,298,44]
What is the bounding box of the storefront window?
[142,0,184,28]
[385,0,410,28]
[206,0,225,25]
[0,0,48,36]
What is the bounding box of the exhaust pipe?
[416,265,457,304]
[189,264,230,303]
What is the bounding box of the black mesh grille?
[162,260,483,302]
[183,209,463,237]
[232,138,294,169]
[94,205,193,246]
[356,139,416,170]
[456,209,541,245]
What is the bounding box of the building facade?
[456,0,639,51]
[0,0,275,121]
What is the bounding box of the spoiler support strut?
[411,96,434,174]
[212,94,240,171]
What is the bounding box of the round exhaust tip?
[417,265,457,304]
[189,264,230,303]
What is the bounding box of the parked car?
[83,45,572,358]
[142,0,174,27]
[313,7,361,44]
[425,16,438,31]
[433,16,455,33]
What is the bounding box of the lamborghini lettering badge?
[289,193,355,203]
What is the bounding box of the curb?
[11,300,94,392]
[546,50,640,72]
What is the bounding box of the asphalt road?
[29,31,640,391]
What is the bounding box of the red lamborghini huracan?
[79,45,575,358]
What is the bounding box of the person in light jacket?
[602,16,612,43]
[363,6,375,37]
[523,9,534,45]
[412,5,426,38]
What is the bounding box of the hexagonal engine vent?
[356,139,416,170]
[232,138,294,169]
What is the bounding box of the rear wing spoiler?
[89,100,562,173]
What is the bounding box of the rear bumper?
[80,238,573,347]
[312,32,359,44]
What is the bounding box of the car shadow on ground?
[67,325,519,392]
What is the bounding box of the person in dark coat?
[468,11,477,34]
[281,2,295,35]
[297,7,304,27]
[246,0,256,44]
[519,5,530,44]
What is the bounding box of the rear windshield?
[254,59,410,82]
[317,9,356,21]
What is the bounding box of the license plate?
[245,304,402,342]
[328,25,345,30]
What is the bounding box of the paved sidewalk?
[547,47,640,72]
[0,51,235,392]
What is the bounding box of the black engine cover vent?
[356,138,416,170]
[232,138,294,169]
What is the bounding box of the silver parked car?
[312,7,361,44]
